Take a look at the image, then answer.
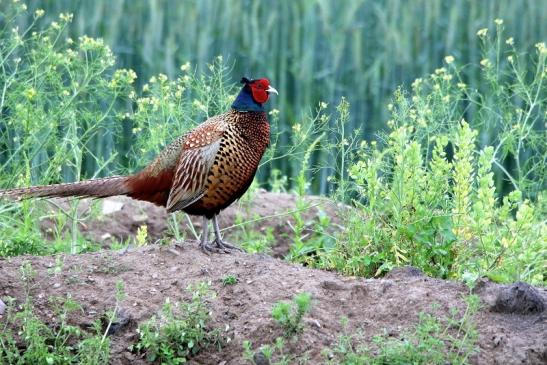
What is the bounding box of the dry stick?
[220,200,326,233]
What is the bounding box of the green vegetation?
[294,24,546,285]
[272,292,312,338]
[3,0,546,193]
[0,263,121,364]
[222,275,237,286]
[325,296,480,365]
[1,1,544,363]
[243,337,309,365]
[132,282,222,364]
[243,292,313,364]
[0,2,544,284]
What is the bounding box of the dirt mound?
[39,190,343,258]
[1,246,545,364]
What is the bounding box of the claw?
[199,241,214,254]
[213,238,243,252]
[196,215,243,254]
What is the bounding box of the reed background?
[7,0,547,193]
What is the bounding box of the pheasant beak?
[266,86,279,95]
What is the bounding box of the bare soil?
[39,190,343,258]
[1,193,546,365]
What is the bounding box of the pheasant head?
[232,77,278,112]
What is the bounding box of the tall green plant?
[0,4,136,253]
[315,25,546,284]
[7,0,546,193]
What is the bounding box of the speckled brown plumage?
[125,110,270,219]
[0,77,278,253]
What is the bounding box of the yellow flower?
[480,58,491,68]
[180,62,191,72]
[535,42,546,54]
[59,13,73,22]
[507,55,514,64]
[476,28,488,38]
[457,82,467,89]
[411,78,423,89]
[435,67,446,75]
[444,55,455,64]
[34,9,45,18]
[25,88,37,100]
[505,37,514,46]
[158,73,168,82]
[494,19,503,26]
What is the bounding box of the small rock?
[491,282,545,314]
[132,214,148,222]
[53,283,61,289]
[0,299,6,315]
[310,319,321,328]
[102,200,124,215]
[100,233,112,241]
[320,280,347,291]
[107,308,132,335]
[253,352,270,365]
[385,266,424,279]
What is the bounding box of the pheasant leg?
[212,215,243,252]
[199,216,216,253]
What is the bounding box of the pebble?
[132,214,148,222]
[53,283,61,289]
[100,233,112,241]
[253,352,270,365]
[0,299,6,315]
[102,200,124,215]
[107,308,132,335]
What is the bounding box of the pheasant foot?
[199,240,231,254]
[212,238,243,252]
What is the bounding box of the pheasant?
[0,77,278,253]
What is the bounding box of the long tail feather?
[0,176,130,200]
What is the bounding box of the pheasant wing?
[165,118,226,212]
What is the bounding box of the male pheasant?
[0,77,278,253]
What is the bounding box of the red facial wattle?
[250,79,270,104]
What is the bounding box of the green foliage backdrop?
[6,0,546,193]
